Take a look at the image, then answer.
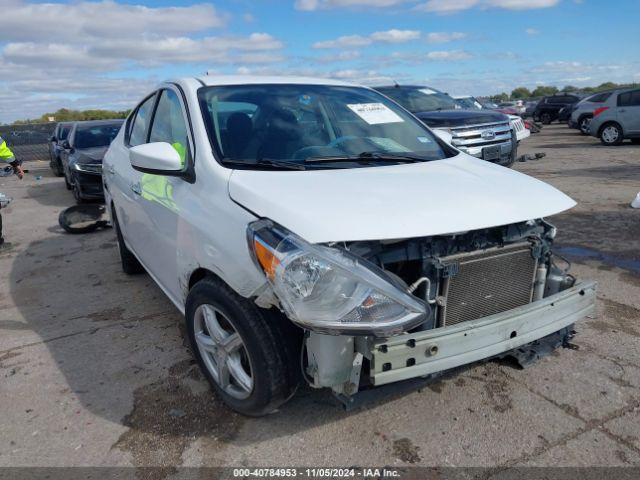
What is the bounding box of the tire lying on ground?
[58,204,110,234]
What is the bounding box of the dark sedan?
[48,122,74,176]
[60,119,123,202]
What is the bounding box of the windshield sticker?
[347,103,404,125]
[368,137,411,152]
[417,136,432,144]
[419,88,437,95]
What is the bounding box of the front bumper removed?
[369,281,596,386]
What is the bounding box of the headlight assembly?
[247,219,428,336]
[73,163,102,174]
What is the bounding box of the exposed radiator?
[438,242,538,327]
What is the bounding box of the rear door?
[617,90,640,135]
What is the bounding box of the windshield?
[75,124,122,149]
[375,87,458,113]
[455,97,483,110]
[198,84,449,169]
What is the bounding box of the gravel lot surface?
[1,124,639,474]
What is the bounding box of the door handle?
[107,165,115,175]
[619,109,626,113]
[131,183,142,195]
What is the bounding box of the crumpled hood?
[416,109,509,128]
[228,154,576,243]
[74,146,108,164]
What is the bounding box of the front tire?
[600,123,624,146]
[112,207,144,274]
[186,276,300,416]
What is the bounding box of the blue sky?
[1,0,639,123]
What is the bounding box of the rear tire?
[600,123,624,146]
[185,276,301,416]
[541,113,552,125]
[578,115,592,135]
[112,207,144,274]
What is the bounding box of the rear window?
[587,92,612,103]
[75,124,122,149]
[618,90,640,107]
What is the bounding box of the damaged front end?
[248,219,596,403]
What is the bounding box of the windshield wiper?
[221,158,307,171]
[304,152,425,164]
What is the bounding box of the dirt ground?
[1,124,639,473]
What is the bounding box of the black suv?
[375,85,516,167]
[532,94,580,124]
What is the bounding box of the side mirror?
[433,129,453,145]
[62,139,72,150]
[129,142,184,175]
[50,135,57,142]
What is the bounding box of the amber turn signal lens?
[254,239,279,279]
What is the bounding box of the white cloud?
[313,35,372,49]
[295,0,406,11]
[414,0,558,13]
[426,50,473,61]
[316,50,362,63]
[0,0,225,43]
[415,0,479,13]
[525,28,540,35]
[485,0,559,9]
[314,29,420,48]
[426,32,467,43]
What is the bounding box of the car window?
[618,90,640,107]
[74,124,122,149]
[59,126,71,140]
[129,94,157,147]
[149,89,190,164]
[588,92,612,103]
[376,87,458,113]
[198,84,450,169]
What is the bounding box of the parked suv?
[589,88,640,145]
[103,76,595,415]
[569,91,614,134]
[60,119,123,202]
[48,122,74,176]
[532,94,580,124]
[375,85,517,166]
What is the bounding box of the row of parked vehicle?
[48,119,123,202]
[478,87,640,146]
[567,87,640,145]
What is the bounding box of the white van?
[103,76,596,415]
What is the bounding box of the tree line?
[10,108,131,125]
[490,81,639,103]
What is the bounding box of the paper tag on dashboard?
[347,103,404,125]
[419,88,437,95]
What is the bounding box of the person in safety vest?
[0,135,23,245]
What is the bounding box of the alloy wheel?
[602,126,619,144]
[193,304,254,400]
[580,118,591,134]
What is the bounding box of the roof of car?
[195,75,358,87]
[73,119,124,127]
[373,85,439,90]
